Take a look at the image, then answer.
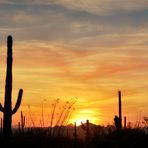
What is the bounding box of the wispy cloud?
[52,0,148,15]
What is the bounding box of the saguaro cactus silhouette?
[124,116,126,129]
[21,111,25,132]
[73,122,77,146]
[81,120,90,142]
[0,35,23,137]
[118,91,122,128]
[114,91,122,129]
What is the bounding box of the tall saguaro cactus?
[114,91,122,129]
[0,35,23,137]
[118,91,122,129]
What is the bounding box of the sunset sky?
[0,0,148,127]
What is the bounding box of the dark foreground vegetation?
[0,127,148,148]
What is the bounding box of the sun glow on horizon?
[69,109,101,126]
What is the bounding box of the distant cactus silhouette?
[114,91,122,129]
[81,120,90,142]
[73,122,77,146]
[124,116,126,129]
[118,91,122,128]
[0,118,2,134]
[18,111,25,133]
[18,121,21,133]
[21,111,25,132]
[0,35,23,138]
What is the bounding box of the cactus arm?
[0,103,4,112]
[11,89,23,115]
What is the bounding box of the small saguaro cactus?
[73,122,77,145]
[124,116,126,129]
[81,120,90,142]
[0,118,2,134]
[0,35,23,138]
[21,111,25,132]
[18,122,21,133]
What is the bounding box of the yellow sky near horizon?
[0,40,148,128]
